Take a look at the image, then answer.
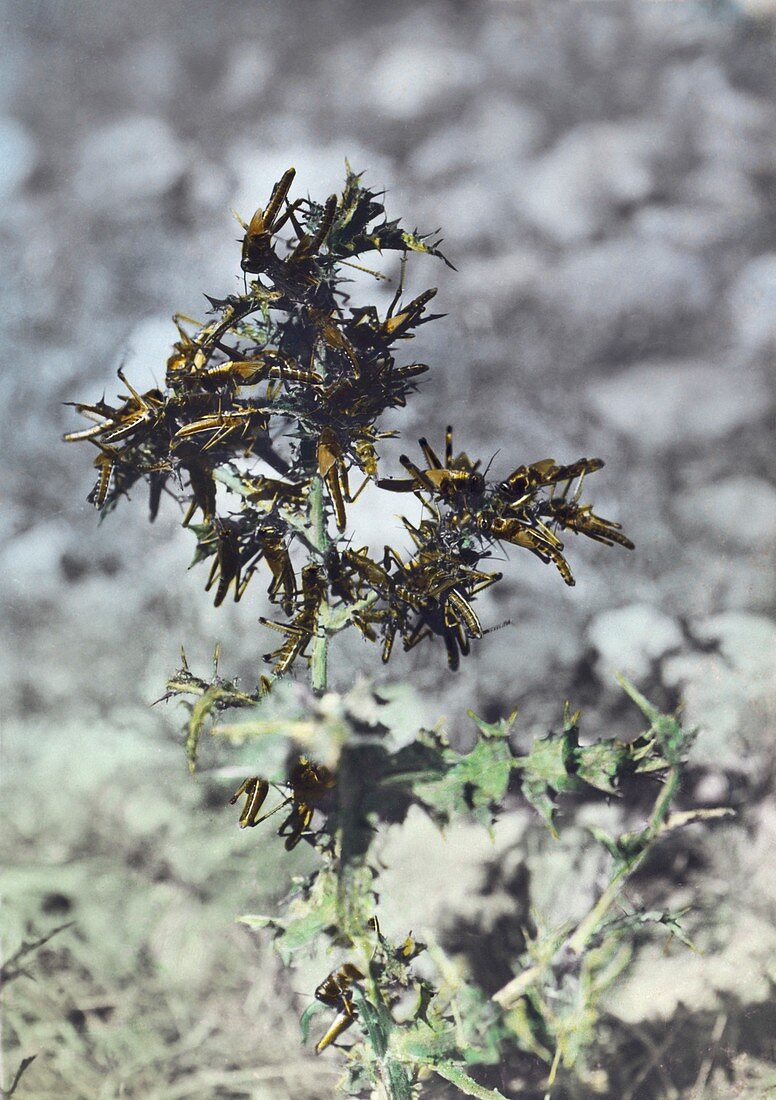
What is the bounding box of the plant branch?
[353,986,414,1100]
[0,922,74,985]
[493,763,695,1010]
[309,474,330,694]
[566,763,681,955]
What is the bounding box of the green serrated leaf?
[389,1015,458,1067]
[467,709,518,742]
[617,675,691,764]
[514,726,579,837]
[360,711,518,831]
[575,739,626,794]
[241,869,340,965]
[515,699,682,835]
[413,717,517,829]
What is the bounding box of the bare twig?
[1,1055,37,1099]
[0,922,74,985]
[691,1013,727,1099]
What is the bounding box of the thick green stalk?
[353,983,414,1100]
[309,474,329,694]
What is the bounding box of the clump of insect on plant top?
[66,166,731,1099]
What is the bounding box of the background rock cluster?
[1,2,774,1096]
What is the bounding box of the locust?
[314,963,365,1054]
[260,565,327,676]
[378,426,485,505]
[229,756,335,850]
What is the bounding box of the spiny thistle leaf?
[514,694,683,838]
[378,711,518,830]
[239,869,340,966]
[431,1063,511,1100]
[598,906,699,951]
[412,711,518,829]
[240,863,377,968]
[617,673,692,763]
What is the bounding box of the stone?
[608,909,776,1022]
[657,544,774,620]
[749,803,776,908]
[410,96,545,182]
[543,238,711,353]
[586,603,683,682]
[524,820,615,928]
[359,41,484,121]
[377,805,528,939]
[587,360,770,450]
[662,612,776,769]
[345,477,424,564]
[609,807,776,1025]
[0,115,36,199]
[477,600,586,692]
[680,161,761,218]
[2,520,73,602]
[73,115,188,208]
[186,163,231,217]
[121,315,179,390]
[633,203,752,250]
[448,248,543,332]
[693,771,729,805]
[413,173,518,251]
[740,0,776,14]
[681,476,776,547]
[660,59,776,174]
[728,254,776,358]
[119,40,181,108]
[516,120,661,244]
[218,42,272,108]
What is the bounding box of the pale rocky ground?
[1,2,775,1097]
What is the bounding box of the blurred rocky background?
[1,0,774,1096]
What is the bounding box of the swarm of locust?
[65,166,632,681]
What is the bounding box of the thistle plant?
[65,167,728,1098]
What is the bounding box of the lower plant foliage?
[197,674,727,1099]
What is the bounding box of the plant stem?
[493,763,683,1009]
[353,984,414,1100]
[565,857,638,956]
[309,473,329,694]
[567,764,680,954]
